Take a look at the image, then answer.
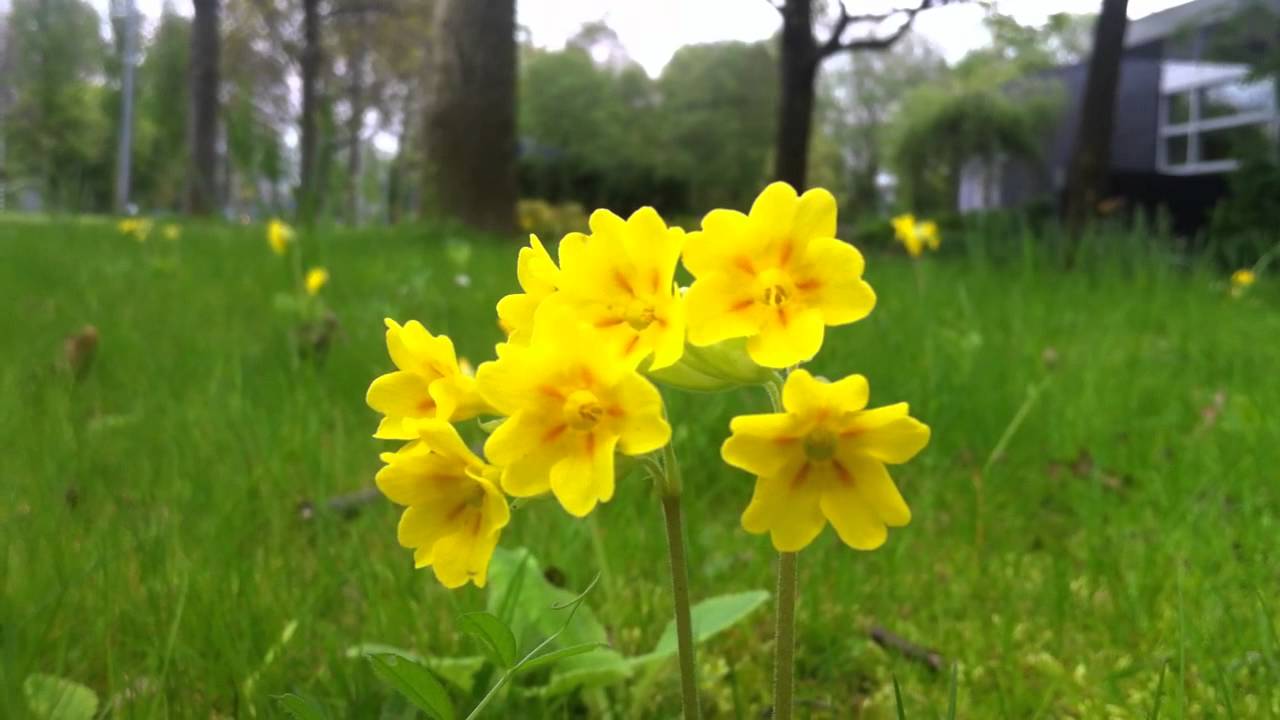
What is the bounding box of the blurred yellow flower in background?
[683,182,876,368]
[892,214,940,257]
[722,369,929,552]
[267,219,294,255]
[375,419,509,589]
[304,267,329,296]
[496,235,560,344]
[162,224,181,241]
[366,319,490,439]
[1231,268,1256,291]
[477,308,671,517]
[549,207,686,370]
[118,218,153,242]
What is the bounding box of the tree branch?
[818,0,945,58]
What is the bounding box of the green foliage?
[4,0,110,208]
[368,654,456,720]
[133,11,192,211]
[23,674,98,720]
[1208,155,1280,267]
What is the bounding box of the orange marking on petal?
[832,459,853,485]
[650,268,661,294]
[734,256,755,275]
[539,385,565,400]
[543,424,567,444]
[606,405,625,418]
[795,278,820,292]
[791,462,811,488]
[623,334,641,355]
[778,241,793,266]
[614,270,634,294]
[585,432,596,455]
[416,398,436,413]
[595,317,626,329]
[729,298,755,312]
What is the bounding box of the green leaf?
[486,547,609,647]
[946,662,958,720]
[630,590,769,667]
[513,642,608,676]
[542,648,634,697]
[346,643,484,693]
[458,612,518,668]
[368,654,455,720]
[892,674,907,720]
[23,674,99,720]
[274,692,330,720]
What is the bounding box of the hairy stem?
[661,491,700,719]
[773,551,798,720]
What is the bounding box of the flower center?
[803,428,837,462]
[563,389,605,431]
[623,298,656,331]
[757,269,793,308]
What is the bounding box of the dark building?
[959,0,1280,233]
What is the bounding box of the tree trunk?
[186,0,220,215]
[774,0,818,189]
[1062,0,1129,238]
[424,0,517,234]
[298,0,322,221]
[345,21,367,226]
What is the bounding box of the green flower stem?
[659,440,700,719]
[773,551,798,720]
[764,376,798,720]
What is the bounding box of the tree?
[424,0,517,233]
[659,42,778,210]
[1062,0,1129,238]
[187,0,221,215]
[768,0,950,188]
[4,0,109,209]
[816,35,945,214]
[136,9,192,210]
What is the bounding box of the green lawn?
[2,216,1279,718]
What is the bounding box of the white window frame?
[1157,64,1280,175]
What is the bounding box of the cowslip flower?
[366,319,489,439]
[1231,268,1256,289]
[267,219,295,255]
[375,419,509,588]
[496,235,559,344]
[305,267,329,296]
[722,369,929,552]
[162,224,181,241]
[683,182,876,369]
[476,308,671,517]
[118,218,152,242]
[918,220,940,251]
[892,214,940,257]
[548,207,686,369]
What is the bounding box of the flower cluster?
[267,219,295,256]
[1230,268,1256,298]
[118,218,153,242]
[891,213,940,258]
[367,182,930,588]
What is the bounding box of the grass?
[2,214,1279,718]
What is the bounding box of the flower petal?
[819,474,888,551]
[740,460,826,552]
[746,306,825,368]
[782,370,869,417]
[615,374,671,455]
[792,187,837,242]
[747,182,798,242]
[549,432,619,517]
[648,294,687,370]
[844,404,931,464]
[429,521,500,588]
[795,238,876,326]
[685,272,765,347]
[684,209,751,278]
[841,456,911,527]
[722,420,800,477]
[367,371,435,419]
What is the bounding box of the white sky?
[82,0,1192,76]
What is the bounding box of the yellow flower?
[892,214,924,257]
[1231,269,1256,288]
[376,419,509,588]
[547,207,686,369]
[162,224,181,241]
[476,308,671,517]
[683,182,876,369]
[496,235,560,344]
[918,220,940,251]
[305,267,329,296]
[267,219,294,255]
[366,319,490,439]
[722,369,930,552]
[118,218,153,242]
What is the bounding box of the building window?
[1158,62,1279,174]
